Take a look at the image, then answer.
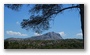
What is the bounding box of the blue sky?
[4,4,83,39]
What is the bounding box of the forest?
[4,39,84,49]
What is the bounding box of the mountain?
[28,32,63,40]
[5,32,63,41]
[5,38,24,41]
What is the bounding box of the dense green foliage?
[4,39,84,49]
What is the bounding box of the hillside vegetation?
[4,39,84,49]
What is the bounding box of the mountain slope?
[29,32,63,40]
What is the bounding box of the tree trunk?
[79,4,84,47]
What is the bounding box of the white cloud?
[59,31,66,36]
[34,33,41,36]
[76,33,83,37]
[16,21,19,25]
[6,31,28,36]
